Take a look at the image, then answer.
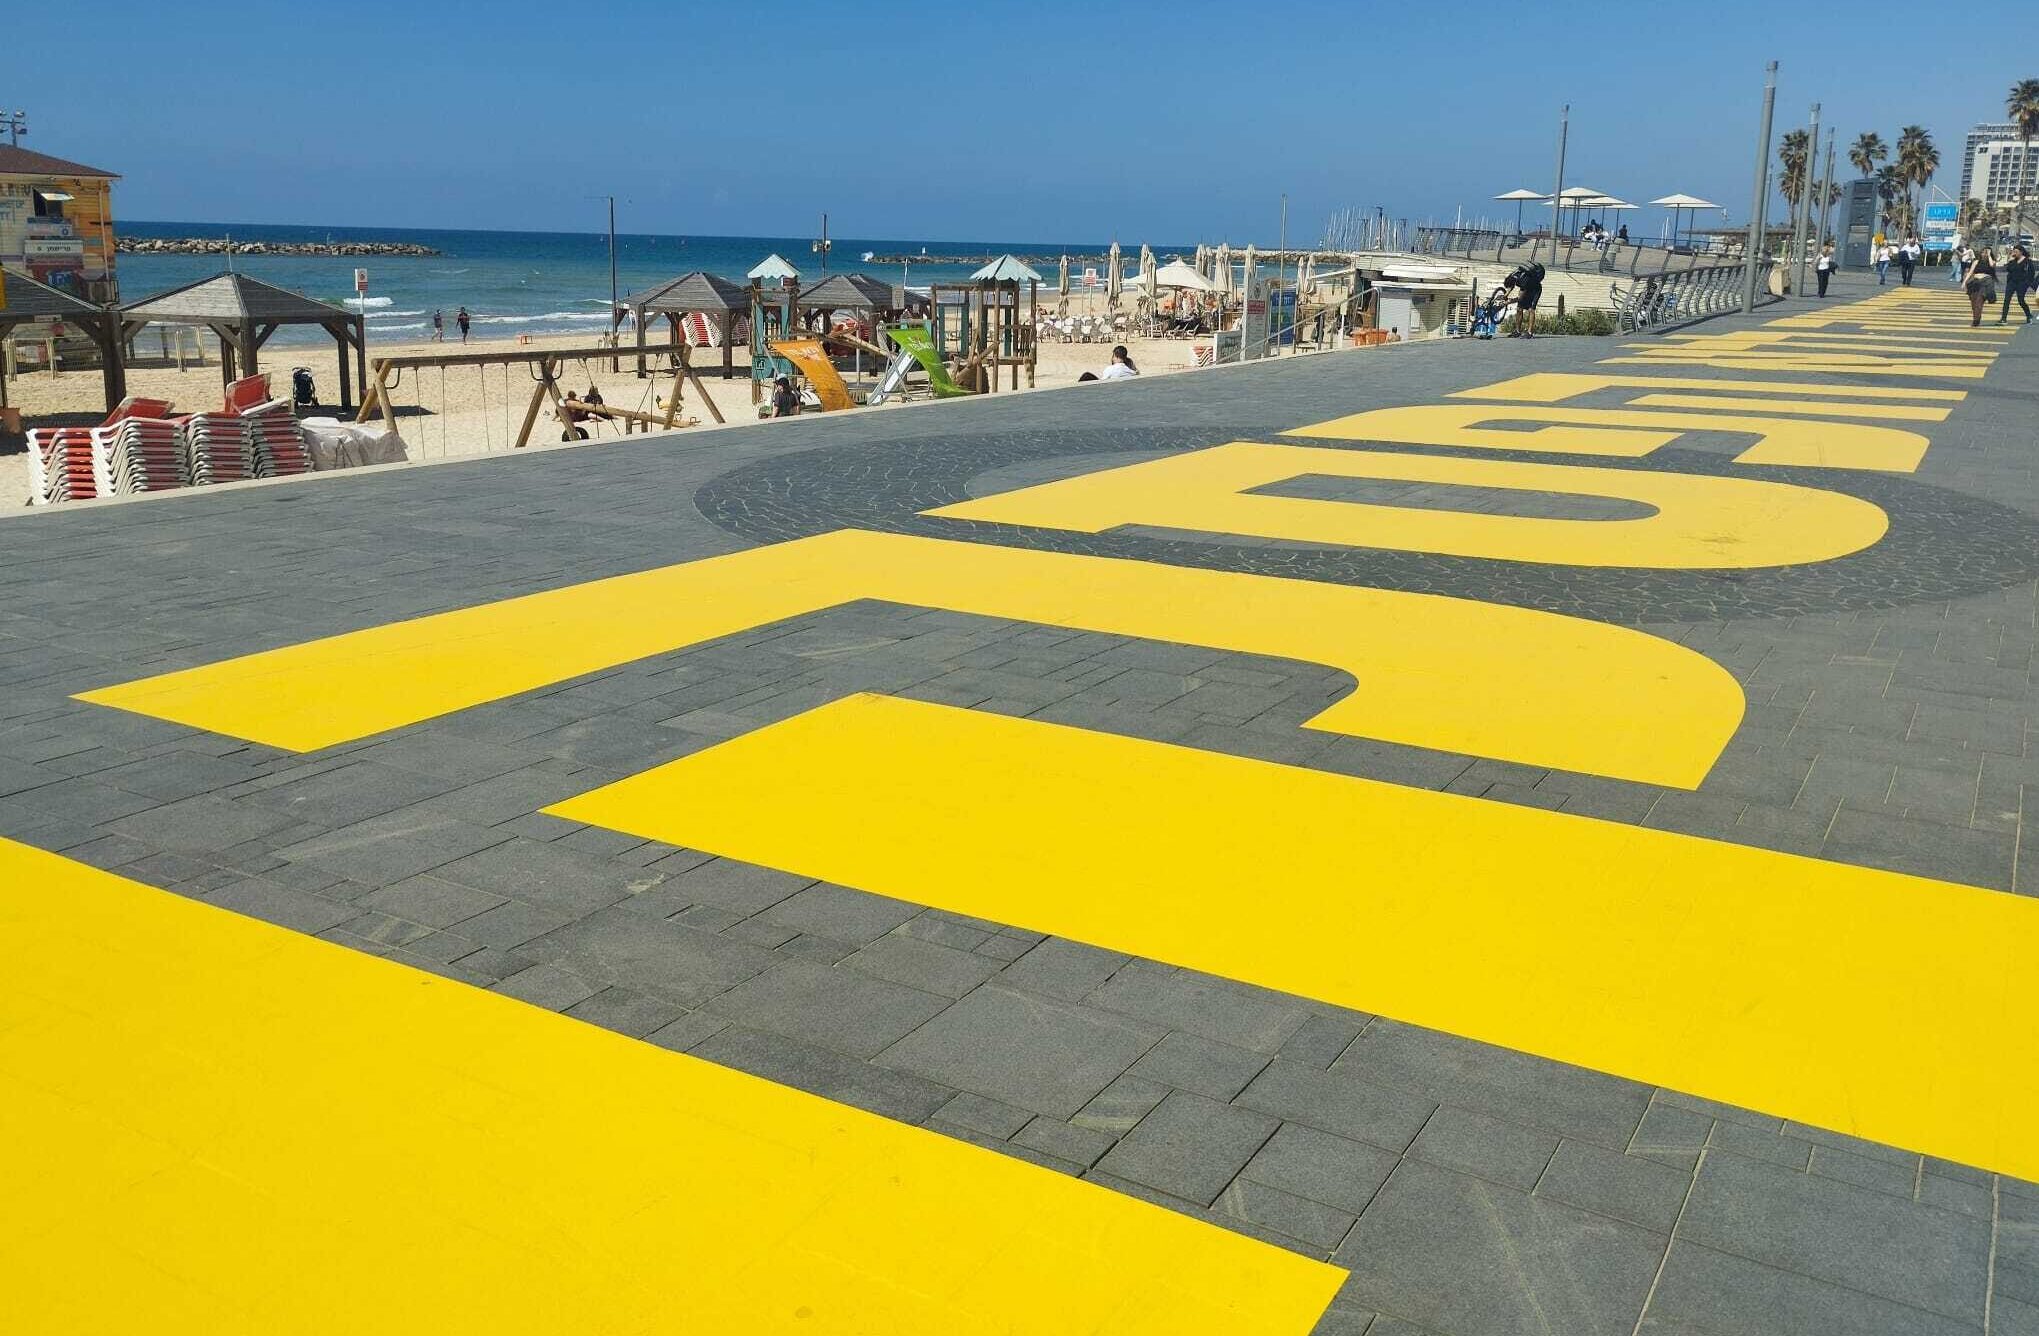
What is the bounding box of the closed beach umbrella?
[1214,242,1233,297]
[1242,244,1258,296]
[1057,253,1070,314]
[1140,245,1158,307]
[1297,253,1316,298]
[1194,243,1209,280]
[1106,241,1122,307]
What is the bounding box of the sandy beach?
[2,299,1216,509]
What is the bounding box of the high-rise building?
[1961,122,2022,201]
[1970,138,2039,212]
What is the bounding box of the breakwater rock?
[116,238,441,257]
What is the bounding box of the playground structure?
[927,256,1040,391]
[611,272,749,381]
[354,341,720,451]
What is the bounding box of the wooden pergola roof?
[619,271,749,315]
[119,271,367,408]
[0,264,126,412]
[798,273,900,310]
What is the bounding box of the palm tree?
[2006,80,2039,227]
[1849,132,1888,181]
[1896,125,1940,232]
[1876,164,1911,233]
[1779,128,1812,236]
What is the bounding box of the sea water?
[119,222,1188,348]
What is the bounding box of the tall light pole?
[1743,62,1779,313]
[1549,104,1569,266]
[2,110,23,147]
[1817,129,1837,252]
[1792,102,1819,298]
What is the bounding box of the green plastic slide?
[884,323,975,399]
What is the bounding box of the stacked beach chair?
[183,412,261,486]
[103,416,190,494]
[242,400,312,478]
[25,427,114,505]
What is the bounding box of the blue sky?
[11,1,2024,243]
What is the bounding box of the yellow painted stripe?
[76,528,1744,788]
[930,441,1892,568]
[550,694,2039,1181]
[1625,394,1952,421]
[0,837,1342,1334]
[1452,372,1966,403]
[1600,356,1989,379]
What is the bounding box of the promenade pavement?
[4,272,2036,1335]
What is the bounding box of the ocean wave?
[374,322,428,333]
[343,295,395,309]
[367,308,428,319]
[469,311,613,325]
[432,268,470,275]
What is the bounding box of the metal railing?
[1412,226,1746,277]
[1611,264,1768,332]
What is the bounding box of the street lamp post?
[1743,62,1779,313]
[1549,104,1569,266]
[1792,103,1819,298]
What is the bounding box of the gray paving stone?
[1213,1176,1355,1252]
[704,960,948,1059]
[240,761,453,828]
[755,882,920,945]
[692,1024,953,1124]
[109,793,304,850]
[1239,1121,1398,1217]
[1279,1011,1367,1068]
[663,857,814,915]
[1013,1116,1115,1170]
[519,903,774,1006]
[1128,1030,1270,1102]
[1331,1020,1650,1149]
[642,1009,732,1054]
[877,983,1162,1119]
[274,810,508,885]
[492,963,602,1011]
[1705,1117,1811,1168]
[1071,1074,1172,1135]
[432,837,660,915]
[1236,1057,1437,1154]
[353,874,504,929]
[930,1091,1034,1141]
[840,933,1002,999]
[456,899,576,951]
[996,936,1129,1002]
[564,986,688,1039]
[1336,1159,1665,1336]
[100,750,259,801]
[1807,1144,1918,1197]
[1407,1104,1560,1192]
[1534,1139,1689,1234]
[1677,1148,1990,1321]
[1639,1239,1974,1336]
[202,877,356,936]
[1093,1090,1278,1206]
[1089,958,1312,1051]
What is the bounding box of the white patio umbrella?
[1139,245,1158,308]
[1213,242,1234,297]
[1106,240,1122,307]
[1650,193,1718,250]
[1242,244,1258,298]
[1494,187,1547,237]
[1296,253,1316,299]
[1153,259,1215,291]
[1556,186,1605,238]
[1193,243,1209,280]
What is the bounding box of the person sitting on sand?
[1099,345,1138,380]
[771,375,801,417]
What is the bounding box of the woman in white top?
[1099,345,1139,380]
[1874,243,1891,285]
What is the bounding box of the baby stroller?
[1468,286,1511,339]
[290,367,318,407]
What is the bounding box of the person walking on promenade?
[1874,242,1891,285]
[1962,246,1997,326]
[2000,244,2034,324]
[456,307,471,343]
[1952,241,1972,286]
[431,309,444,342]
[1898,237,1919,285]
[1504,261,1544,338]
[1815,242,1838,297]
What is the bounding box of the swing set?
[355,341,720,449]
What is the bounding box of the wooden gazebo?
[121,272,367,408]
[613,271,748,378]
[798,272,903,328]
[0,264,126,413]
